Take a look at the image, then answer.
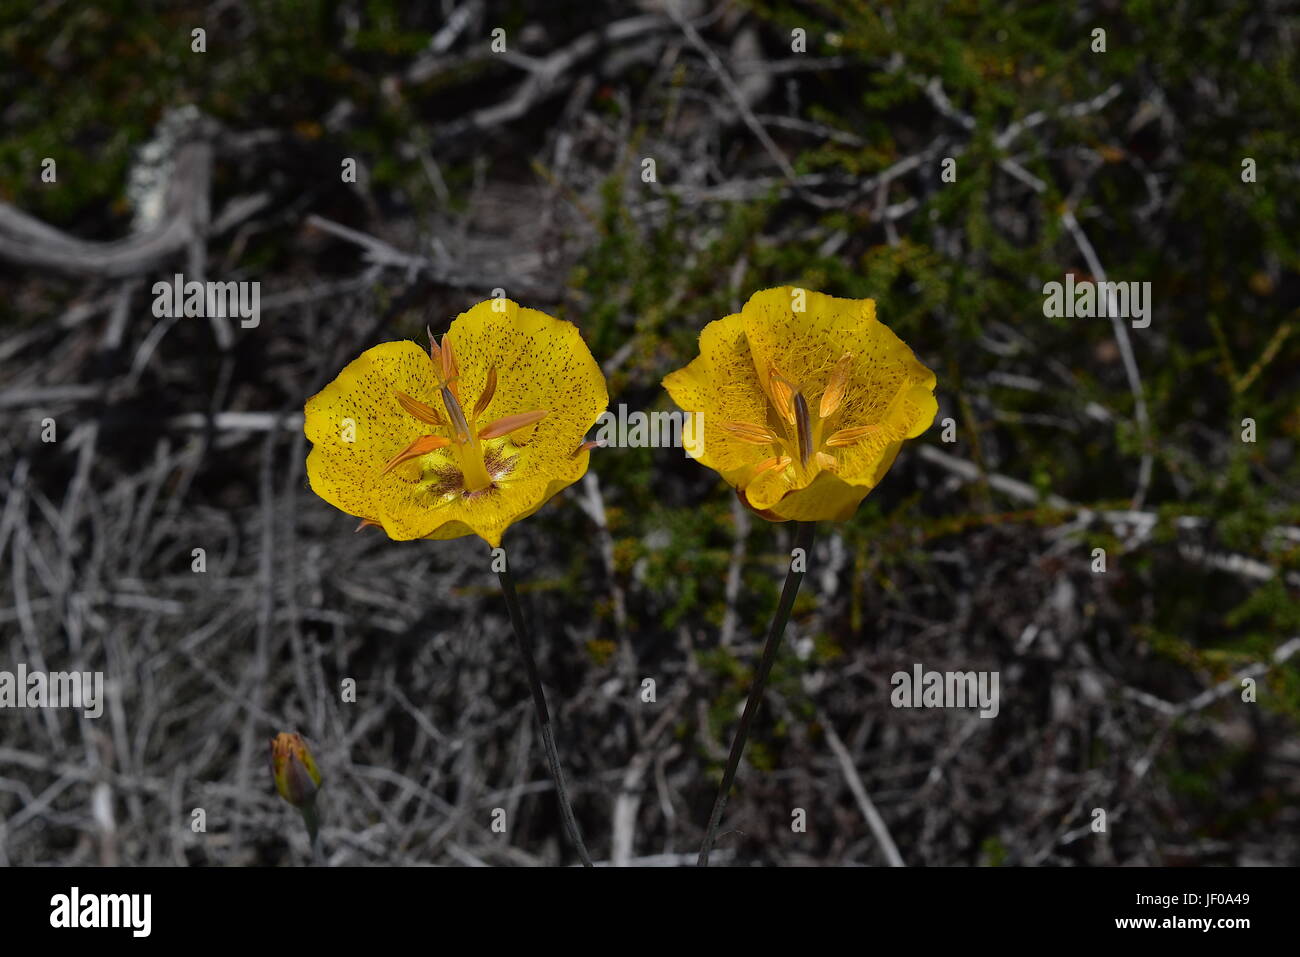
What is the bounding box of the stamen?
[825,424,883,447]
[440,334,459,390]
[479,410,549,440]
[382,434,451,474]
[793,391,813,465]
[394,391,443,426]
[814,451,838,472]
[751,454,792,478]
[472,366,497,420]
[721,421,781,445]
[428,329,460,400]
[819,353,853,419]
[768,364,796,425]
[355,517,382,532]
[572,439,603,458]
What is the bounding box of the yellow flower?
[662,287,937,522]
[305,299,608,547]
[270,732,321,808]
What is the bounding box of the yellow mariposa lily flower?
[662,286,937,522]
[305,299,608,547]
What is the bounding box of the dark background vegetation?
[1,0,1297,866]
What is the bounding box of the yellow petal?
[662,310,772,484]
[766,470,875,522]
[829,384,936,484]
[305,340,446,536]
[758,443,905,521]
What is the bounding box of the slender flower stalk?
[697,521,815,866]
[300,802,324,865]
[496,555,594,867]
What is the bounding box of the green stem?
[698,520,815,866]
[300,801,323,866]
[497,558,594,867]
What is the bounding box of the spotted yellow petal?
[662,310,774,485]
[305,340,442,535]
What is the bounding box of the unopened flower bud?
[270,732,321,808]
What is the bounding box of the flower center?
[721,353,891,485]
[380,331,549,495]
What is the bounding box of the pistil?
[441,383,496,493]
[792,391,813,466]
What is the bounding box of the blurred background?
[1,0,1297,866]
